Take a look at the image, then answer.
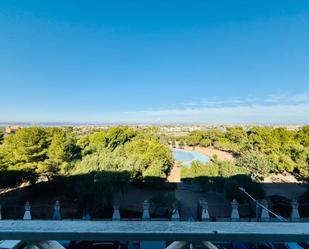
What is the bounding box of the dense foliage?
[0,126,172,188]
[181,160,249,179]
[180,160,264,201]
[1,125,308,205]
[0,129,3,144]
[0,127,80,176]
[179,126,309,179]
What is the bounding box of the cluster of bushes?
[0,126,173,189]
[0,170,37,189]
[0,129,3,144]
[181,160,248,178]
[179,126,309,179]
[45,173,128,209]
[0,127,80,176]
[73,127,172,180]
[181,160,264,201]
[178,126,309,200]
[182,127,247,152]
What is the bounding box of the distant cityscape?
[0,122,305,137]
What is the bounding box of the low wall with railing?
[1,198,309,222]
[0,199,309,249]
[0,220,309,242]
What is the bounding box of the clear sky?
[1,0,309,124]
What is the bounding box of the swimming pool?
[172,149,210,167]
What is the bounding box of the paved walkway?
[175,183,200,220]
[167,165,232,220]
[167,165,181,183]
[167,164,199,221]
[168,165,200,220]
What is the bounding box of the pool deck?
[173,148,210,166]
[183,146,235,162]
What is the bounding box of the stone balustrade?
[0,198,308,249]
[0,198,308,222]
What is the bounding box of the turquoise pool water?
[173,149,210,167]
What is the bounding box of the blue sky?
[1,1,309,124]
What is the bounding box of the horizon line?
[0,121,308,127]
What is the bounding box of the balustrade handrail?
[0,220,308,242]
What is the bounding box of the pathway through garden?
[168,165,200,220]
[167,165,181,183]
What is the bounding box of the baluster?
[201,200,210,221]
[230,199,240,222]
[171,203,180,221]
[112,201,121,221]
[197,199,202,219]
[53,200,61,220]
[82,210,91,220]
[260,200,270,222]
[23,201,31,220]
[142,200,150,221]
[290,199,300,222]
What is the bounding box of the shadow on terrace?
[0,170,308,220]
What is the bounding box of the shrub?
[237,151,273,180]
[224,175,265,202]
[0,170,37,189]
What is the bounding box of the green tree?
[297,126,309,147]
[206,129,225,143]
[200,138,211,147]
[186,131,203,146]
[272,127,296,146]
[271,153,296,173]
[72,146,127,174]
[171,140,176,148]
[237,151,273,180]
[183,126,308,180]
[216,127,249,153]
[125,139,173,177]
[218,161,248,177]
[0,129,4,144]
[48,131,71,162]
[214,138,240,153]
[105,127,137,150]
[1,127,49,171]
[178,140,185,149]
[226,127,248,143]
[40,130,80,174]
[247,127,281,154]
[72,137,173,181]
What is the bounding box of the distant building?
[5,126,20,134]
